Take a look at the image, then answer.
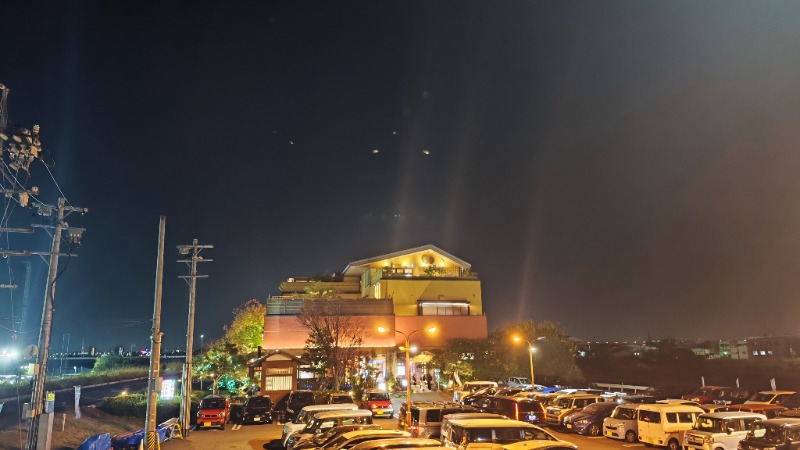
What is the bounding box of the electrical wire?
[39,159,71,207]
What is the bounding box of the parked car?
[683,411,766,450]
[562,401,617,436]
[617,395,657,404]
[508,377,533,389]
[683,387,737,404]
[347,437,442,450]
[604,403,640,443]
[727,404,788,419]
[281,404,359,447]
[196,395,231,430]
[318,429,410,450]
[738,418,800,450]
[699,404,732,413]
[293,424,382,450]
[286,409,374,450]
[544,394,605,428]
[472,396,546,425]
[637,403,704,450]
[398,402,476,439]
[746,391,797,405]
[285,390,318,421]
[502,442,578,450]
[241,395,273,424]
[454,381,498,403]
[440,418,561,450]
[441,412,511,444]
[360,390,394,418]
[327,392,355,404]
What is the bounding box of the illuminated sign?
[160,379,175,400]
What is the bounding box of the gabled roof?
[342,244,471,275]
[248,349,309,367]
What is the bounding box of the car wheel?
[667,439,680,450]
[625,431,637,443]
[588,424,601,436]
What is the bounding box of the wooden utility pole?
[26,198,87,450]
[145,216,166,450]
[177,239,213,435]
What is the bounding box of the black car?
[241,395,274,424]
[562,401,617,436]
[472,395,546,425]
[284,390,316,421]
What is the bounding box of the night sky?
[2,1,800,353]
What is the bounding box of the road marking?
[623,444,644,447]
[232,424,242,430]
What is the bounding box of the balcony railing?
[266,297,394,316]
[377,266,477,279]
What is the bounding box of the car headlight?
[704,436,714,443]
[576,419,589,425]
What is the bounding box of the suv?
[286,409,374,450]
[738,418,800,450]
[398,402,476,439]
[360,389,393,418]
[684,411,766,450]
[545,394,604,428]
[747,392,797,405]
[197,395,231,430]
[285,390,317,421]
[683,387,737,404]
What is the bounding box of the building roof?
[342,244,471,275]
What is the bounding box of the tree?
[194,340,247,395]
[224,299,266,354]
[501,320,585,383]
[296,299,367,389]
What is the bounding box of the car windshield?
[294,393,315,403]
[201,398,226,409]
[331,395,352,403]
[247,397,271,407]
[557,398,573,408]
[747,423,785,444]
[368,392,390,401]
[516,378,531,384]
[581,403,606,414]
[693,388,714,396]
[749,393,774,403]
[694,417,727,433]
[612,407,637,420]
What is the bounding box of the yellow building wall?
[382,278,482,316]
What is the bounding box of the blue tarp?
[111,419,177,449]
[78,433,111,450]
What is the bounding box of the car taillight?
[410,426,419,436]
[515,403,519,421]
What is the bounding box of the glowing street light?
[513,336,546,387]
[377,325,436,429]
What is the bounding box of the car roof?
[347,438,441,450]
[340,430,411,440]
[443,413,510,421]
[755,391,796,395]
[314,409,373,419]
[731,404,787,410]
[699,411,767,419]
[639,403,704,412]
[755,418,800,427]
[302,404,359,412]
[447,419,539,427]
[502,440,578,450]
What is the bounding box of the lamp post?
[200,334,204,351]
[378,325,436,429]
[513,336,545,387]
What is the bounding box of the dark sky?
[1,1,800,352]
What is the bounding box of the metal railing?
[266,297,394,316]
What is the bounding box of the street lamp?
[200,334,204,351]
[513,336,545,388]
[377,325,436,429]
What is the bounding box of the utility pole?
[26,198,87,450]
[145,216,166,450]
[177,239,213,436]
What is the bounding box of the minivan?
[746,391,796,405]
[197,395,231,430]
[683,411,766,450]
[604,403,640,443]
[399,402,476,439]
[637,403,704,450]
[473,396,546,425]
[441,418,559,450]
[360,389,394,418]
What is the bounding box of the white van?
[454,381,499,403]
[603,404,640,443]
[281,403,358,446]
[683,411,766,450]
[441,418,559,450]
[637,403,704,450]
